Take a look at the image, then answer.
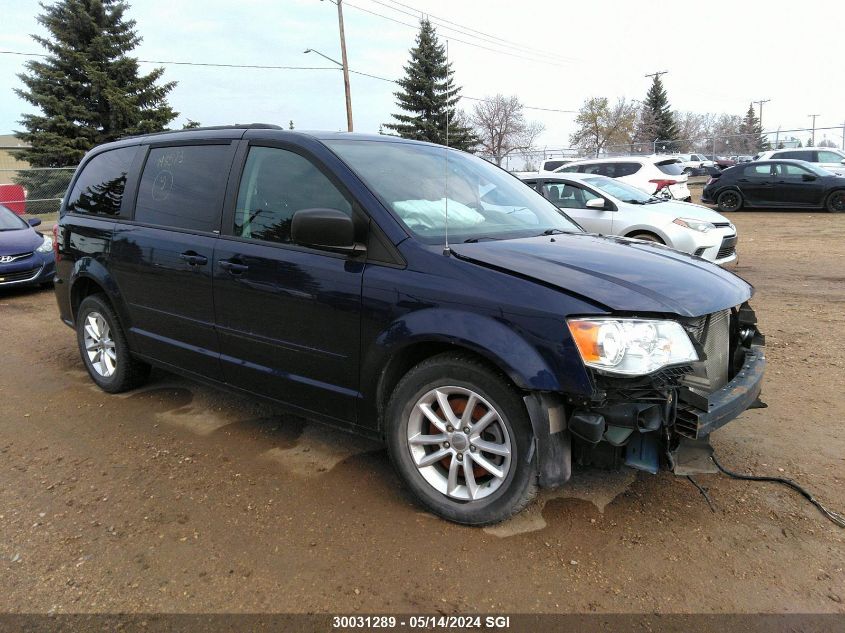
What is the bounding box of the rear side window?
[66,146,138,216]
[234,146,352,244]
[744,164,773,176]
[614,162,641,177]
[655,160,684,176]
[134,145,231,232]
[778,150,813,161]
[542,160,565,171]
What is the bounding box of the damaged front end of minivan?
[526,302,766,487]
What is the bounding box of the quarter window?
[234,146,352,244]
[66,146,138,216]
[135,145,231,232]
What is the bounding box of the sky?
[1,0,844,149]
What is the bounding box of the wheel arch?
[68,259,129,327]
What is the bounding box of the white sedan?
[520,172,738,266]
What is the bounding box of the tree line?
[11,0,788,191]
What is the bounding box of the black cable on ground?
[711,454,845,528]
[687,475,716,513]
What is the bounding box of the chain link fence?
[0,167,76,215]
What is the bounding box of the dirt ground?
[1,207,844,615]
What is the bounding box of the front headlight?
[36,235,53,253]
[567,318,698,376]
[673,217,715,233]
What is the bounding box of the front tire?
[717,189,743,212]
[825,190,845,213]
[76,294,150,393]
[385,353,537,525]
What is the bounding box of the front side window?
[234,146,352,244]
[326,140,581,243]
[775,163,812,178]
[134,145,231,232]
[67,146,137,216]
[542,182,601,209]
[818,150,844,163]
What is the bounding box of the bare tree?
[470,94,544,166]
[570,97,638,157]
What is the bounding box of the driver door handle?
[179,251,208,266]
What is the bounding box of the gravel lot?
[1,208,844,615]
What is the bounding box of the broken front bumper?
[676,344,766,439]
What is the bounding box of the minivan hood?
[0,227,42,255]
[452,233,752,318]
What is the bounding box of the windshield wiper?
[538,228,571,236]
[463,236,501,243]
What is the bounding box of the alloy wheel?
[82,311,117,377]
[407,386,512,501]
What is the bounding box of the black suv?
[55,125,766,525]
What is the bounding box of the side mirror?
[585,198,606,210]
[840,158,845,165]
[802,174,817,182]
[291,208,360,254]
[27,217,42,227]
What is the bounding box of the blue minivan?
[54,125,766,525]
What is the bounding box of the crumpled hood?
[452,233,752,318]
[0,227,42,255]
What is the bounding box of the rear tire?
[385,352,537,525]
[76,294,150,393]
[825,190,845,213]
[717,190,742,212]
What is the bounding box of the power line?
[341,1,573,67]
[0,49,576,114]
[368,0,576,64]
[383,0,575,61]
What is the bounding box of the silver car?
[520,172,738,266]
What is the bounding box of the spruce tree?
[15,0,177,171]
[642,75,678,151]
[385,19,477,151]
[738,103,769,153]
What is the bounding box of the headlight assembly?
[36,235,53,253]
[567,318,698,376]
[673,217,715,233]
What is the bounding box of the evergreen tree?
[737,103,769,153]
[384,19,477,151]
[15,0,177,172]
[641,74,678,150]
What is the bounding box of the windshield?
[803,162,835,176]
[326,140,581,243]
[0,205,29,231]
[582,176,656,204]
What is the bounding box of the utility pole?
[336,0,353,132]
[841,120,844,151]
[809,114,819,146]
[645,70,669,80]
[752,99,770,128]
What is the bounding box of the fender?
[68,257,133,330]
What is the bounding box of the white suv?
[556,156,692,201]
[755,148,845,176]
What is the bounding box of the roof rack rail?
[123,123,283,140]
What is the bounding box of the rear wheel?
[717,190,742,212]
[76,294,150,393]
[825,190,845,213]
[385,353,537,525]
